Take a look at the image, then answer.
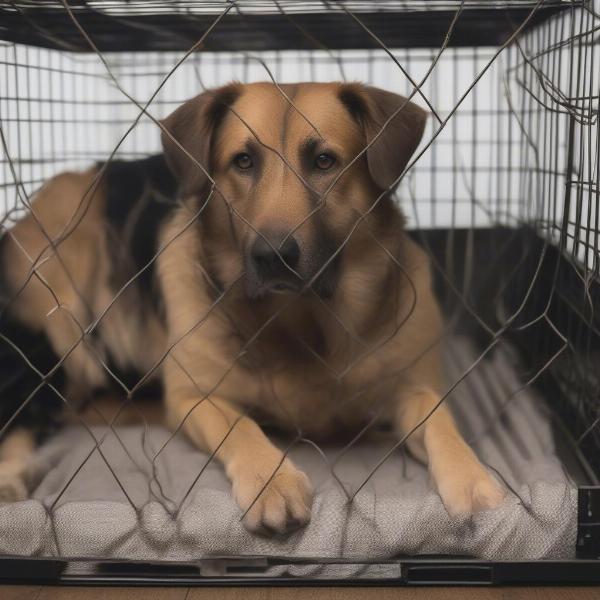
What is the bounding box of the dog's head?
[161,82,427,300]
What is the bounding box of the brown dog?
[0,82,504,532]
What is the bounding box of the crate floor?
[0,338,577,568]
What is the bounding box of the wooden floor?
[2,587,599,599]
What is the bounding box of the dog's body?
[0,82,504,532]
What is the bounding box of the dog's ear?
[339,83,428,191]
[161,83,241,196]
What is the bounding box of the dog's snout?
[251,232,300,279]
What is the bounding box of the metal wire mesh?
[0,0,598,568]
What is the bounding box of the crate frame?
[0,0,599,586]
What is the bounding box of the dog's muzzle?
[244,229,340,300]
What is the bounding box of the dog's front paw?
[434,455,505,517]
[230,458,313,535]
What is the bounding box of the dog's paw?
[434,456,505,517]
[231,458,313,535]
[0,473,27,503]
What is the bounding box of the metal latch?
[577,486,600,558]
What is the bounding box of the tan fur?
[1,169,166,390]
[0,428,34,501]
[0,82,504,529]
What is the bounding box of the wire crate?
[0,0,599,586]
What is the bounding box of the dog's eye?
[315,153,335,170]
[233,153,253,170]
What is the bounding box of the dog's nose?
[251,232,300,278]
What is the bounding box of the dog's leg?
[0,427,35,502]
[396,387,505,516]
[166,394,312,534]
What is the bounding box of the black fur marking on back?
[102,154,178,312]
[0,156,178,446]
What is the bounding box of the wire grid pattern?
[509,1,600,475]
[3,1,575,12]
[0,1,583,54]
[0,0,598,559]
[1,45,522,230]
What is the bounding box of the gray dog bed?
[0,338,577,567]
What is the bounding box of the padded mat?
[0,338,577,566]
